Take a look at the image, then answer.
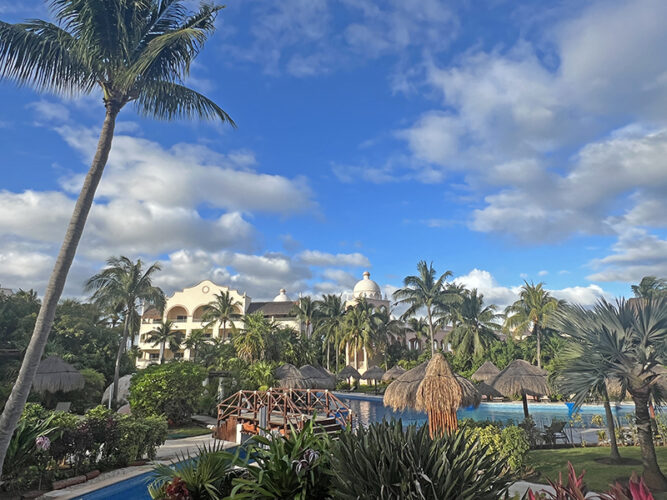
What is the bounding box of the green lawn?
[166,425,212,440]
[528,446,667,493]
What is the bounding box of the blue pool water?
[338,393,636,429]
[78,397,636,498]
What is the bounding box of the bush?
[331,419,514,499]
[230,419,333,499]
[130,362,207,425]
[68,368,106,413]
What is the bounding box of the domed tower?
[273,288,291,302]
[353,271,382,300]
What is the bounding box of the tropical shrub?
[2,409,57,480]
[148,442,242,500]
[68,368,106,413]
[330,419,513,499]
[230,419,333,499]
[466,424,530,472]
[130,362,207,425]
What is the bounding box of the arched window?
[166,305,188,322]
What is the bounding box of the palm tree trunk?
[327,341,330,371]
[159,340,165,364]
[0,107,118,473]
[427,308,435,356]
[534,324,541,369]
[631,392,667,489]
[522,391,530,420]
[602,386,621,462]
[112,312,131,402]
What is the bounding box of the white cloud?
[296,250,370,268]
[27,100,70,123]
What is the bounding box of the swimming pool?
[337,393,636,429]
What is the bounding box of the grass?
[528,446,667,493]
[166,425,211,440]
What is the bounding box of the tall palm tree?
[556,299,667,488]
[85,256,165,401]
[0,0,233,470]
[183,328,209,363]
[147,320,183,364]
[632,276,667,299]
[315,294,345,371]
[553,305,623,464]
[370,305,403,369]
[448,289,501,360]
[504,281,560,369]
[202,291,241,341]
[292,296,316,338]
[341,299,375,370]
[406,317,429,351]
[233,312,270,363]
[393,261,453,355]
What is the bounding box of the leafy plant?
[2,410,56,478]
[148,442,241,500]
[331,419,513,499]
[130,362,207,425]
[229,418,333,500]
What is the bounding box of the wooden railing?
[217,388,353,435]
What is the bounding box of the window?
[148,353,159,360]
[176,315,187,321]
[174,352,183,359]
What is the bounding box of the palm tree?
[393,261,453,355]
[406,317,429,351]
[448,289,501,360]
[504,281,560,369]
[315,294,345,371]
[632,276,667,299]
[147,320,183,364]
[202,291,241,341]
[0,0,234,470]
[233,312,271,363]
[341,299,375,370]
[370,305,404,369]
[553,305,623,463]
[85,256,165,401]
[183,328,210,363]
[556,299,667,488]
[292,296,316,338]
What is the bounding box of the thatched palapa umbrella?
[337,365,361,380]
[275,363,309,389]
[33,356,84,393]
[361,365,385,381]
[472,361,500,383]
[384,354,481,435]
[382,365,406,382]
[300,364,335,390]
[491,359,548,419]
[476,382,503,400]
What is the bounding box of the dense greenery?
[2,403,166,491]
[129,362,207,425]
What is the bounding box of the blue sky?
[1,0,667,306]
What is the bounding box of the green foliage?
[130,362,207,425]
[246,361,275,390]
[149,442,241,500]
[331,419,513,499]
[230,419,333,500]
[464,423,529,472]
[2,409,56,478]
[67,368,106,413]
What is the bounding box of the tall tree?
[202,291,241,341]
[393,261,453,356]
[233,312,271,363]
[555,299,667,488]
[341,299,375,370]
[147,320,183,364]
[632,276,667,299]
[292,296,316,338]
[448,289,501,360]
[183,328,209,363]
[315,294,345,371]
[85,256,164,401]
[370,305,403,369]
[504,281,560,369]
[406,317,429,351]
[0,0,233,471]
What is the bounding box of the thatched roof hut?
[384,361,480,411]
[491,359,548,418]
[472,361,500,383]
[361,365,385,381]
[477,382,504,399]
[33,356,84,393]
[299,364,335,390]
[382,365,407,382]
[337,365,361,380]
[275,363,309,389]
[102,374,134,405]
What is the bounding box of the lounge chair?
[544,420,569,445]
[54,401,71,412]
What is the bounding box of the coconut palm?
[504,281,560,369]
[85,256,165,401]
[0,0,234,470]
[292,296,316,338]
[448,289,501,360]
[556,298,667,489]
[632,276,667,299]
[233,312,271,363]
[202,291,241,341]
[371,305,404,369]
[183,328,210,363]
[406,317,429,351]
[315,294,345,371]
[553,305,623,463]
[393,261,454,356]
[341,299,374,370]
[147,320,183,364]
